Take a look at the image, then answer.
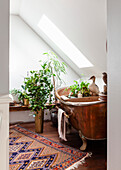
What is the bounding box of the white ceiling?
[10,0,107,77]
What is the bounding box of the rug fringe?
[9,124,19,129]
[66,152,92,170]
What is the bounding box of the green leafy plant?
[10,88,21,95]
[10,88,21,103]
[69,80,81,97]
[17,84,30,104]
[18,91,29,104]
[68,80,90,97]
[40,51,67,102]
[80,81,90,97]
[24,62,53,114]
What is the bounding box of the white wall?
[0,97,11,170]
[10,15,79,90]
[0,0,10,169]
[17,0,107,77]
[107,0,121,170]
[0,0,9,95]
[10,0,21,15]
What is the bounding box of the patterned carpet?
[9,125,90,170]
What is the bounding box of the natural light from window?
[38,15,93,68]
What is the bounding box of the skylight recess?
[38,15,93,68]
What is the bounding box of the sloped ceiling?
[10,0,107,77]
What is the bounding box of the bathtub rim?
[56,87,106,106]
[59,99,105,106]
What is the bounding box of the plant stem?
[52,69,57,103]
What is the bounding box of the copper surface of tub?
[56,87,107,140]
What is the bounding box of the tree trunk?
[35,109,44,133]
[52,74,57,103]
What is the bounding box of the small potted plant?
[18,90,29,106]
[10,88,21,103]
[23,94,29,106]
[69,80,81,97]
[80,81,90,97]
[68,80,90,98]
[24,63,53,133]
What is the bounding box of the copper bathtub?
[56,87,107,150]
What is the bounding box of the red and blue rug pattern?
[9,125,90,170]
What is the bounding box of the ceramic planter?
[11,94,19,103]
[35,109,44,133]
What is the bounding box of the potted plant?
[80,81,90,97]
[10,88,21,103]
[24,63,53,133]
[69,80,81,97]
[68,80,90,98]
[18,90,29,106]
[40,51,67,126]
[40,51,67,103]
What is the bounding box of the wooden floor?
[19,121,107,170]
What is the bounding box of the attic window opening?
[38,15,93,68]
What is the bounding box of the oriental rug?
[9,125,90,170]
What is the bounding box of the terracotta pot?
[35,109,44,133]
[23,98,29,106]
